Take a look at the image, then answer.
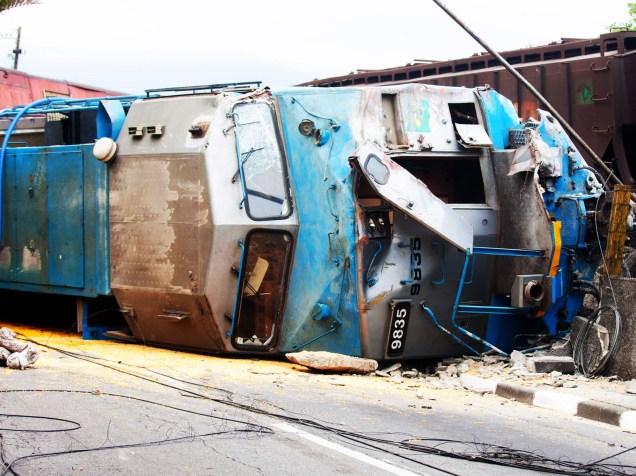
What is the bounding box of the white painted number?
[391,340,402,350]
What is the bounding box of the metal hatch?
[455,123,493,148]
[350,140,473,252]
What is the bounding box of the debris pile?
[371,350,591,391]
[0,327,40,370]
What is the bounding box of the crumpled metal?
[508,129,561,177]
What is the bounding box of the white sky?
[0,0,631,95]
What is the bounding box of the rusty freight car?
[299,32,636,185]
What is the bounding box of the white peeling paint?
[21,246,42,272]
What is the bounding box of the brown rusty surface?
[490,151,551,294]
[109,153,212,293]
[113,288,225,353]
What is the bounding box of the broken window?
[232,230,293,350]
[233,102,292,221]
[448,102,493,148]
[394,156,486,204]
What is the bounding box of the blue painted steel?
[274,89,362,356]
[0,96,141,249]
[477,89,521,149]
[534,111,602,336]
[14,150,48,285]
[0,145,110,297]
[0,98,63,247]
[293,258,348,350]
[96,100,127,140]
[449,250,508,356]
[47,149,85,287]
[457,305,531,315]
[473,246,545,257]
[227,239,245,337]
[421,303,480,355]
[479,91,603,348]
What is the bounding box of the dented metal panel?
[351,140,473,252]
[456,123,493,148]
[274,88,362,355]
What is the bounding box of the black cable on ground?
[1,428,260,476]
[9,335,636,476]
[0,414,80,433]
[0,389,272,476]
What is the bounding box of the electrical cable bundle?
[572,300,622,377]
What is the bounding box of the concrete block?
[543,337,573,357]
[285,351,378,374]
[458,374,497,394]
[494,381,536,405]
[526,356,575,374]
[577,400,623,426]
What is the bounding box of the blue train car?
[0,82,609,360]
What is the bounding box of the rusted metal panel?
[490,149,553,293]
[112,288,224,351]
[0,68,127,109]
[351,140,474,252]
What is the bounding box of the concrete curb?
[459,375,636,432]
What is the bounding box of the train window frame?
[232,101,293,221]
[231,229,294,351]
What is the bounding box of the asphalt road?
[1,323,635,476]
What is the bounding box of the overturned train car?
[0,83,608,360]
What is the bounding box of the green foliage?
[608,2,636,31]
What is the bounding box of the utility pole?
[12,26,22,70]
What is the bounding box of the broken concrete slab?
[526,356,575,374]
[459,374,497,394]
[510,350,527,365]
[285,351,378,374]
[6,343,39,370]
[542,337,573,357]
[0,326,40,369]
[379,362,401,373]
